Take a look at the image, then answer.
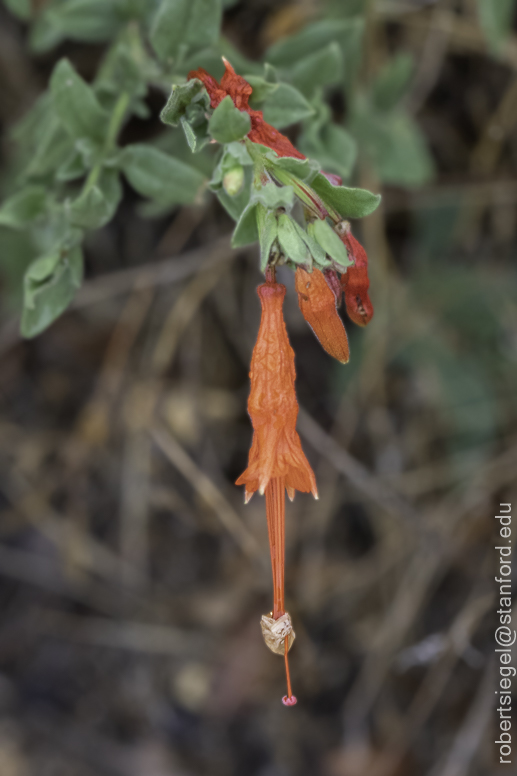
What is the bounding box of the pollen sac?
[295,267,350,364]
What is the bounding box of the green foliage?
[289,42,344,97]
[311,174,381,219]
[68,169,122,229]
[261,84,314,129]
[0,187,47,229]
[209,96,251,143]
[371,53,414,111]
[351,95,434,187]
[309,218,351,268]
[3,0,30,21]
[160,80,206,127]
[0,0,429,337]
[150,0,222,62]
[22,244,83,338]
[476,0,517,52]
[120,145,205,206]
[50,59,108,145]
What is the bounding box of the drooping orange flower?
[295,267,350,363]
[188,58,306,160]
[236,281,318,502]
[339,226,374,327]
[236,277,317,706]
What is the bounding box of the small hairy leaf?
[310,218,352,268]
[68,169,122,230]
[120,144,205,205]
[50,59,108,144]
[22,245,83,338]
[151,0,222,61]
[0,187,47,229]
[290,42,344,97]
[209,96,251,143]
[277,214,311,266]
[311,173,381,219]
[372,53,414,111]
[257,205,278,271]
[261,83,314,129]
[161,80,205,126]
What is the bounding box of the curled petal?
[295,267,350,364]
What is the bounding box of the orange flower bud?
[339,229,374,327]
[235,282,317,503]
[295,267,350,364]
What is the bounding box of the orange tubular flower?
[339,227,374,327]
[295,267,350,364]
[188,59,305,160]
[236,278,317,706]
[236,281,318,503]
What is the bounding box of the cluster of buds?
[182,59,376,705]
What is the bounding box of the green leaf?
[290,42,344,97]
[21,245,83,338]
[309,218,352,268]
[261,83,314,129]
[475,0,517,52]
[4,0,31,21]
[252,181,294,211]
[120,144,205,205]
[257,205,278,271]
[12,95,68,178]
[209,96,251,143]
[0,187,47,229]
[352,99,434,186]
[43,0,123,45]
[246,75,279,106]
[180,111,211,153]
[311,173,381,219]
[56,150,89,182]
[298,123,357,181]
[95,32,148,100]
[161,80,205,126]
[372,53,414,111]
[151,0,222,61]
[271,155,320,181]
[277,213,311,266]
[231,202,259,247]
[68,169,122,229]
[265,18,355,65]
[50,59,108,144]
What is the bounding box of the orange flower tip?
[286,486,295,502]
[282,695,298,707]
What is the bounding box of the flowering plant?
[160,57,380,703]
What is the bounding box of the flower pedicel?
[177,59,377,704]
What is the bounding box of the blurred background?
[0,1,516,774]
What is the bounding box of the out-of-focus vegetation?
[0,1,515,775]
